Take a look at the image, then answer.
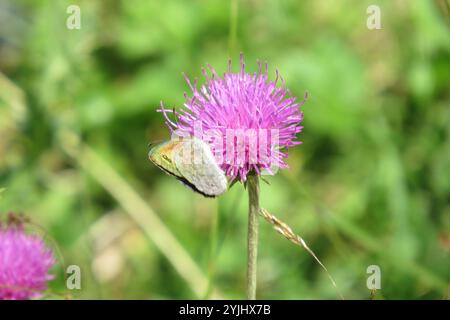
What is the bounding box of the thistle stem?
[246,174,260,300]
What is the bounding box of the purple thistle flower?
[159,54,306,181]
[0,222,55,300]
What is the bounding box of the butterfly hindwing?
[172,138,227,197]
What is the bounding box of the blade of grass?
[59,130,224,299]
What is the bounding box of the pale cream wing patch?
[173,138,227,197]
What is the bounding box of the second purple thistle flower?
[159,55,306,182]
[0,218,55,300]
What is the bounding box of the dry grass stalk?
[259,208,344,300]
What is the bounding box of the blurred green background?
[0,0,449,299]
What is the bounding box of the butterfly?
[149,137,227,197]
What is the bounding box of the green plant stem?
[246,174,260,300]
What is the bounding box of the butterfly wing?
[148,140,183,177]
[173,138,227,197]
